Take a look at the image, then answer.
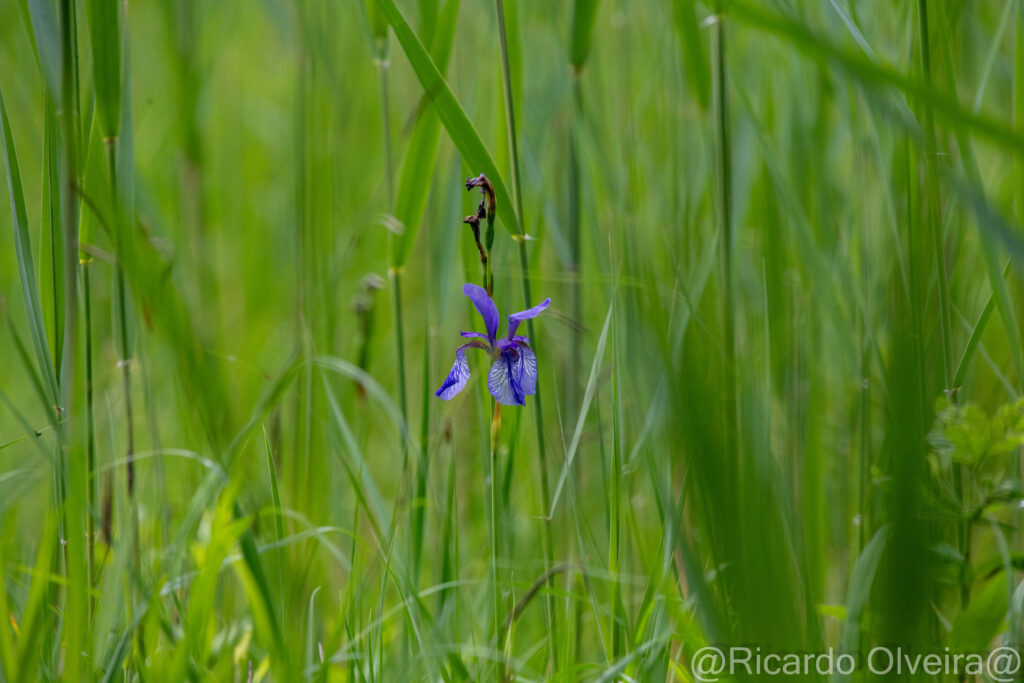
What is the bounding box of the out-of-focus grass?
[2,0,1024,680]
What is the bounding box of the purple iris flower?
[436,283,551,406]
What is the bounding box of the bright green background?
[2,0,1024,680]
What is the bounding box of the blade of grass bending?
[315,355,418,458]
[3,311,57,429]
[373,0,522,236]
[0,88,60,409]
[322,375,389,542]
[390,0,460,270]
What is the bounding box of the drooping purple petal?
[514,342,538,396]
[507,297,552,339]
[462,283,500,345]
[487,347,527,406]
[435,342,487,400]
[459,331,488,340]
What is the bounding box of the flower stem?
[489,398,504,678]
[493,0,557,669]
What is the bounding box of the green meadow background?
[2,0,1024,680]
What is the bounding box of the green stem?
[83,261,96,614]
[411,307,430,582]
[714,16,737,461]
[493,0,557,669]
[917,0,963,611]
[609,316,622,659]
[107,142,136,499]
[489,399,504,679]
[568,73,582,418]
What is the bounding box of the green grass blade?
[729,0,1024,152]
[0,87,60,409]
[569,0,600,71]
[953,261,1012,390]
[20,0,62,103]
[836,526,887,680]
[85,0,122,138]
[670,0,709,109]
[373,0,523,235]
[550,302,613,516]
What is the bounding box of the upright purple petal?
[436,342,487,400]
[488,350,526,406]
[507,297,551,339]
[462,283,500,345]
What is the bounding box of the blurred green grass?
[2,0,1024,680]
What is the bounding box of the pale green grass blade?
[549,302,612,516]
[0,87,59,409]
[953,261,1012,390]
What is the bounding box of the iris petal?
[435,342,487,400]
[463,283,500,344]
[488,348,526,406]
[507,297,551,339]
[515,342,538,396]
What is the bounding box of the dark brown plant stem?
[464,213,489,291]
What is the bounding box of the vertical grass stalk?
[917,0,963,610]
[83,259,96,607]
[713,14,737,460]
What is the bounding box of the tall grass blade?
[373,0,523,235]
[0,88,60,409]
